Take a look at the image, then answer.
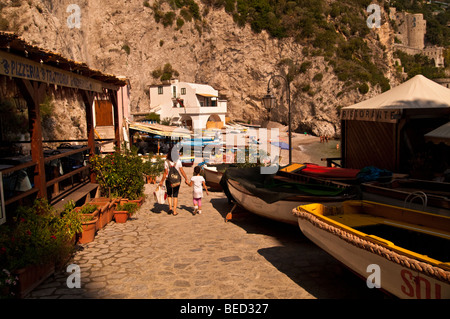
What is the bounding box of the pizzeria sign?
[0,50,103,92]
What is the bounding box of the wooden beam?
[18,79,47,199]
[82,90,96,183]
[109,90,121,151]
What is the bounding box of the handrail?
[45,165,89,187]
[0,161,36,175]
[4,187,40,206]
[43,147,89,163]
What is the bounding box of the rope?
[293,207,450,284]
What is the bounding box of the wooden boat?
[362,178,450,216]
[222,167,358,225]
[279,163,362,183]
[293,200,450,299]
[203,165,225,190]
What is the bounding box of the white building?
[149,79,227,132]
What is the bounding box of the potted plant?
[78,215,98,245]
[143,156,164,184]
[55,201,83,267]
[78,204,100,231]
[84,202,109,229]
[114,202,139,223]
[90,147,147,203]
[0,199,81,298]
[0,268,18,299]
[89,197,119,224]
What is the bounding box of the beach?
[279,132,320,165]
[27,164,386,300]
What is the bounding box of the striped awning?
[425,122,450,146]
[129,122,191,138]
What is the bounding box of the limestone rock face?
[1,0,398,137]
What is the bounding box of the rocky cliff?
[0,0,400,137]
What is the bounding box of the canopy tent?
[341,75,450,123]
[425,122,450,146]
[340,75,450,173]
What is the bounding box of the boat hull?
[204,166,223,190]
[294,203,450,299]
[227,179,347,225]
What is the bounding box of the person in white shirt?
[186,165,209,214]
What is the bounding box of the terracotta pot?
[130,197,144,207]
[12,262,55,298]
[107,199,118,223]
[114,211,129,223]
[78,217,98,244]
[89,202,109,229]
[75,207,100,231]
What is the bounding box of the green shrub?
[122,44,131,55]
[0,199,82,273]
[313,73,323,81]
[90,148,146,200]
[358,82,369,94]
[116,202,139,215]
[144,112,161,123]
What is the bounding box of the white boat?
[223,167,358,225]
[293,200,450,299]
[203,165,225,190]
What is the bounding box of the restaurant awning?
[0,31,127,90]
[425,122,450,146]
[129,122,191,138]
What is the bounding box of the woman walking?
[159,145,188,215]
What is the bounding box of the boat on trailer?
[221,166,359,225]
[293,200,450,299]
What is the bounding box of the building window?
[172,86,176,98]
[158,86,163,94]
[181,88,186,95]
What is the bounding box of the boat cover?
[220,167,348,204]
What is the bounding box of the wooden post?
[18,79,47,199]
[109,89,121,151]
[82,90,96,183]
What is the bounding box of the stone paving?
[27,167,388,299]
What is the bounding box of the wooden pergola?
[0,32,127,221]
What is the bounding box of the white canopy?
[341,75,450,123]
[187,83,218,98]
[425,121,450,146]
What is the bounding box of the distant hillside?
[0,0,447,138]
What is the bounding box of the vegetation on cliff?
[200,0,391,93]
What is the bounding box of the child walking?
[187,166,209,214]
